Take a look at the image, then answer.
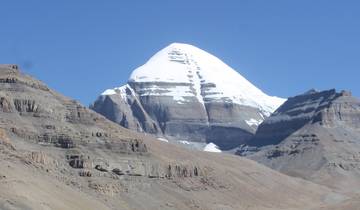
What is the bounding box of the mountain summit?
[128,43,284,114]
[92,43,285,150]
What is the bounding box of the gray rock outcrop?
[238,89,360,192]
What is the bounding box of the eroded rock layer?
[238,89,360,192]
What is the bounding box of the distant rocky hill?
[0,64,345,210]
[91,43,285,151]
[238,89,360,192]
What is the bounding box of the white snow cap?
[203,143,222,153]
[101,84,134,99]
[129,43,285,115]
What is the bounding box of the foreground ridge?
[0,64,342,209]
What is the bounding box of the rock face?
[92,43,285,150]
[0,64,148,154]
[238,89,360,192]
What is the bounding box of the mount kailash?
[91,43,285,151]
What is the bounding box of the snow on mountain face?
[93,43,286,150]
[203,143,222,153]
[101,84,131,98]
[128,43,285,116]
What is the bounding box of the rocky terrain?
[238,89,360,195]
[0,64,353,209]
[91,43,285,151]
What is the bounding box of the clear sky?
[1,0,359,105]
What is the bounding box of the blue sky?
[1,0,359,105]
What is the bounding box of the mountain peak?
[94,43,285,150]
[129,43,285,115]
[302,88,318,95]
[167,42,197,49]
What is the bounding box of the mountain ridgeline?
[238,89,360,192]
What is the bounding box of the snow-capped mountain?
[128,43,284,115]
[91,43,285,150]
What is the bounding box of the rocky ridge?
[238,89,360,192]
